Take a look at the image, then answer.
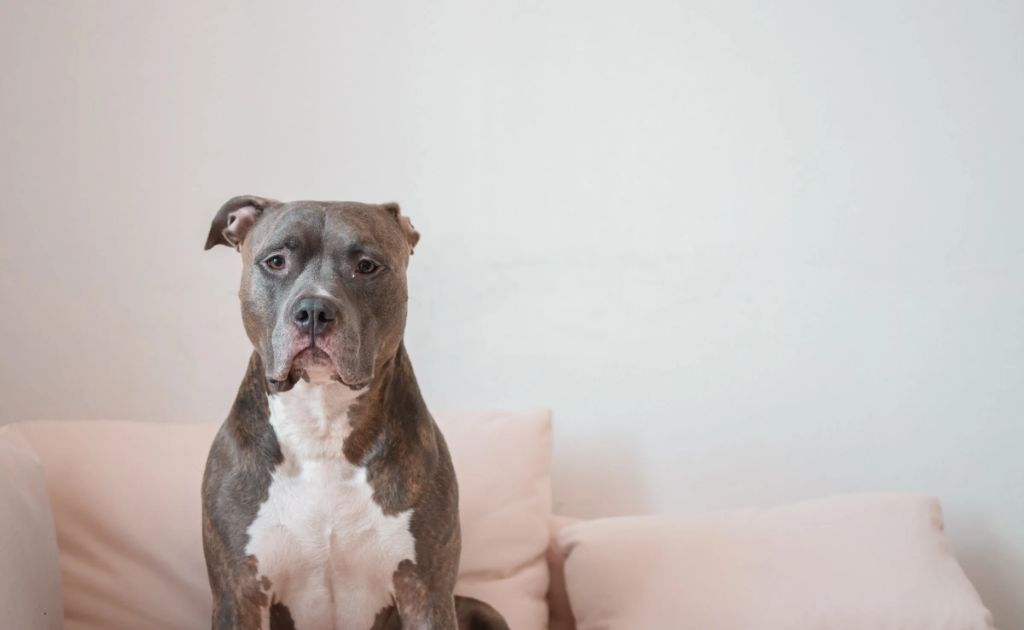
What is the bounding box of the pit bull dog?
[201,196,509,630]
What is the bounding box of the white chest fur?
[245,377,416,630]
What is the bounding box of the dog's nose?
[292,297,336,335]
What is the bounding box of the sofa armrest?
[0,425,64,629]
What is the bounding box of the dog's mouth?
[266,345,369,393]
[292,346,333,374]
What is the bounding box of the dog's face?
[206,197,419,392]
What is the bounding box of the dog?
[201,196,509,630]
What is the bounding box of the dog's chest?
[245,380,416,630]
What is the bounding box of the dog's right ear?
[204,195,278,251]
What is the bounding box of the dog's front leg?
[392,559,458,630]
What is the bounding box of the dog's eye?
[355,259,379,275]
[265,255,286,271]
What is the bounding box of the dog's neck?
[267,376,364,462]
[340,342,434,466]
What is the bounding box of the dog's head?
[205,196,419,393]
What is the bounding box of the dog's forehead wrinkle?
[247,201,400,261]
[244,207,306,258]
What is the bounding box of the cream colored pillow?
[0,425,64,630]
[558,494,996,630]
[18,409,551,630]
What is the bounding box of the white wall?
[2,1,1021,625]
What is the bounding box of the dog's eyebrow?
[346,241,387,260]
[256,238,301,257]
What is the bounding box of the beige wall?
[2,1,1022,625]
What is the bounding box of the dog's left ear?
[381,202,420,255]
[204,195,278,251]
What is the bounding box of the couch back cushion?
[0,426,64,630]
[18,409,551,630]
[557,494,995,630]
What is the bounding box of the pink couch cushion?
[558,494,996,630]
[19,410,551,630]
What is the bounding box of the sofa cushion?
[440,408,553,628]
[557,494,995,630]
[18,409,551,630]
[0,425,64,630]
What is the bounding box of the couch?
[0,411,999,629]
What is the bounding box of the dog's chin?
[291,348,338,384]
[264,349,332,393]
